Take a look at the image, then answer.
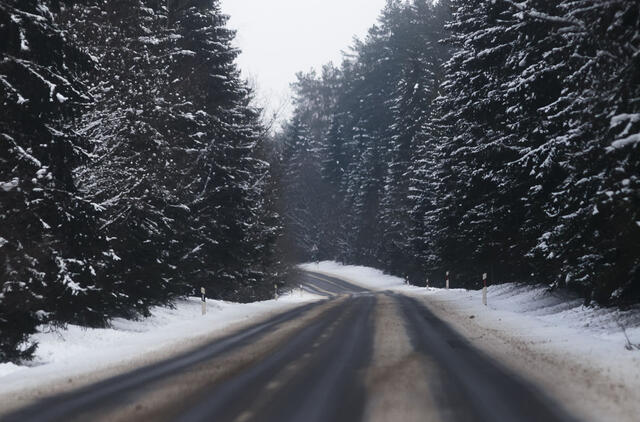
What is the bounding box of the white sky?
[220,0,388,126]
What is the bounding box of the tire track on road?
[394,293,578,422]
[5,300,328,422]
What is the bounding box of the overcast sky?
[219,0,388,126]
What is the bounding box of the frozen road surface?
[6,272,577,422]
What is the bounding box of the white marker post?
[426,278,429,290]
[274,284,278,300]
[446,271,450,290]
[201,287,206,315]
[482,273,488,306]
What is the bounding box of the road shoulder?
[0,295,323,417]
[416,293,640,422]
[302,262,640,422]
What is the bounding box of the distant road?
[6,272,577,422]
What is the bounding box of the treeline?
[279,0,640,305]
[0,0,283,362]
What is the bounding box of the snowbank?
[425,284,640,422]
[299,260,458,295]
[428,283,640,350]
[301,261,640,349]
[299,261,413,290]
[0,290,322,395]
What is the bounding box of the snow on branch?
[609,134,640,150]
[0,74,28,104]
[504,0,584,29]
[3,134,42,167]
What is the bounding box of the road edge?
[0,298,325,418]
[415,293,639,422]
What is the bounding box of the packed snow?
[299,261,413,290]
[0,290,322,393]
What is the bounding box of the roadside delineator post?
[482,273,488,306]
[446,271,450,290]
[299,284,303,297]
[201,287,206,315]
[426,278,429,290]
[274,284,278,300]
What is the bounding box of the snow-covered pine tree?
[279,116,325,263]
[378,0,450,279]
[63,0,188,318]
[321,107,354,260]
[288,67,343,259]
[531,0,640,304]
[434,0,524,286]
[0,0,106,361]
[65,0,282,306]
[278,0,453,273]
[338,3,411,266]
[596,0,640,305]
[404,0,452,283]
[441,0,571,287]
[276,0,639,305]
[432,0,639,299]
[164,0,282,300]
[317,62,362,262]
[478,0,570,289]
[0,0,283,362]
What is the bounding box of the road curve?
[4,272,578,422]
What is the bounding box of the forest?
[1,0,639,362]
[280,0,640,304]
[0,0,284,361]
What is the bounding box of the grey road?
[4,272,577,422]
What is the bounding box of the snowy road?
[5,272,577,422]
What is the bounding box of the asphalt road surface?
[5,272,577,422]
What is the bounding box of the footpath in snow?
[301,261,640,422]
[0,290,322,412]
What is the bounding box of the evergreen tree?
[0,0,104,361]
[530,0,640,304]
[1,0,284,361]
[379,0,450,278]
[64,0,186,317]
[278,0,454,274]
[280,117,324,262]
[164,1,281,300]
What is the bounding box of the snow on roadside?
[301,260,640,348]
[425,284,640,422]
[302,261,640,421]
[429,283,640,351]
[0,363,21,378]
[301,262,640,422]
[299,261,412,290]
[0,290,322,394]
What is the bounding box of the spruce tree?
[532,0,640,304]
[0,0,104,360]
[175,1,274,299]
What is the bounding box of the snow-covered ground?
[4,261,639,421]
[301,261,640,349]
[425,286,640,422]
[300,261,415,290]
[302,261,640,422]
[0,290,322,397]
